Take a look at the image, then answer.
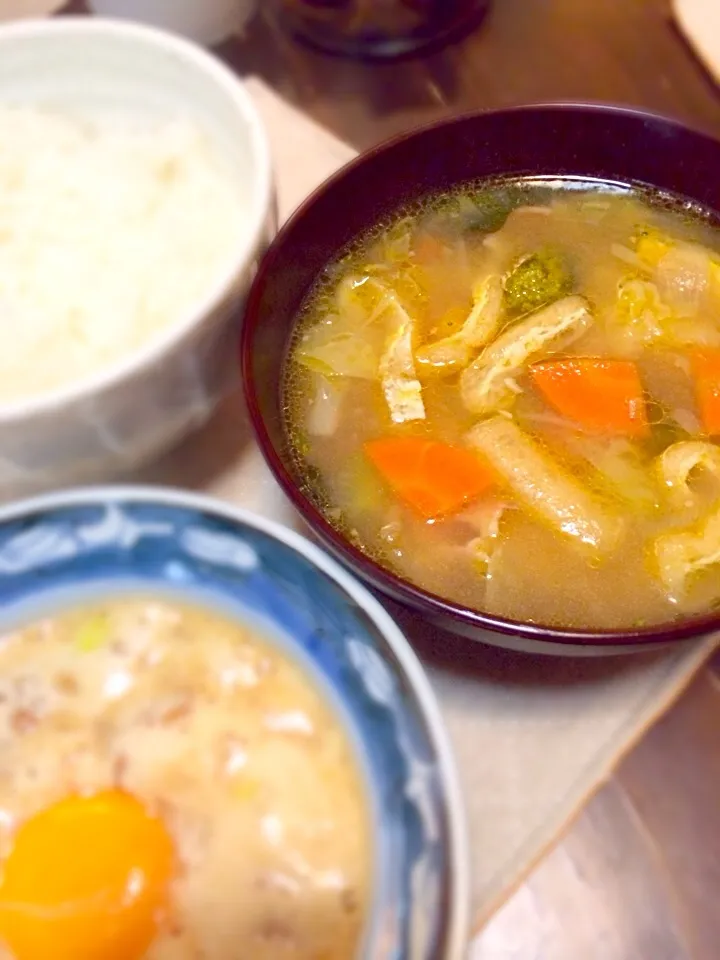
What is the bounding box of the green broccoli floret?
[504,249,573,315]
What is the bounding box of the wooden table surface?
[223,0,720,145]
[219,4,720,959]
[60,2,720,956]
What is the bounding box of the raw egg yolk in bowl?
[0,790,174,960]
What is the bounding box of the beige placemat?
[0,0,64,20]
[673,0,720,85]
[136,79,719,938]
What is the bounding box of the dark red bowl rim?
[241,101,720,649]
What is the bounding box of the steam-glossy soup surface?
[0,598,370,959]
[285,179,720,630]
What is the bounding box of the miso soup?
[284,179,720,630]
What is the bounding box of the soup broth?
[0,598,371,959]
[284,179,720,630]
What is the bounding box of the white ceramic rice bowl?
[0,17,273,498]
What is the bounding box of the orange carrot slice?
[691,349,720,435]
[364,437,494,520]
[413,233,446,264]
[530,358,648,436]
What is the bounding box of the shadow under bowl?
[241,103,720,656]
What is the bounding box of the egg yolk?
[0,790,174,960]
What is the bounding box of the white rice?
[0,106,244,405]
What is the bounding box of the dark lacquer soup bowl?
[241,104,720,656]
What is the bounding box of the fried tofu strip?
[416,275,503,373]
[466,416,624,556]
[379,305,425,424]
[653,503,720,600]
[460,295,593,415]
[656,440,720,509]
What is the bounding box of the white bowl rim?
[0,17,273,422]
[0,482,471,958]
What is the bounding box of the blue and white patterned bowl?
[0,486,469,959]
